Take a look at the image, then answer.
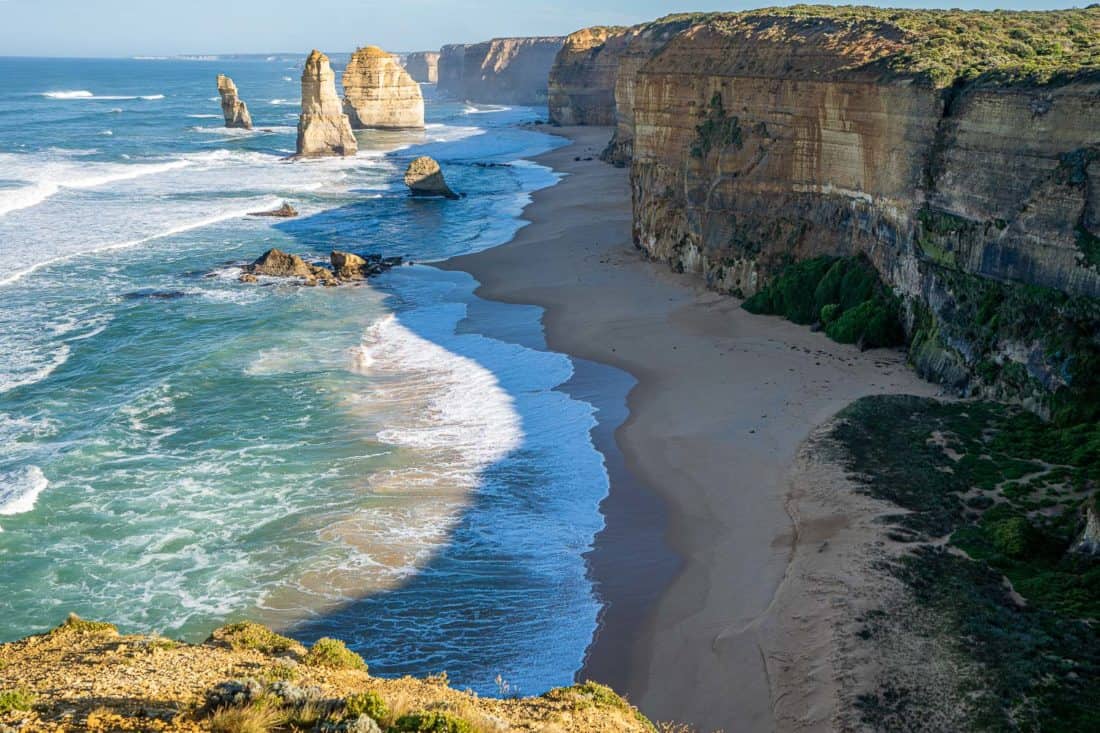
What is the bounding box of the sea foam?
[0,466,49,516]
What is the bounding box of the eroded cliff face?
[216,74,252,129]
[437,37,565,104]
[405,51,440,83]
[548,27,625,125]
[437,44,467,98]
[342,46,425,129]
[626,13,1100,411]
[296,49,358,157]
[546,16,714,162]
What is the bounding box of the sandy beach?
[443,126,939,732]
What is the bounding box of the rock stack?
[342,46,425,129]
[216,74,252,129]
[404,156,458,199]
[404,52,440,83]
[295,50,358,157]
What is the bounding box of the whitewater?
[0,55,607,695]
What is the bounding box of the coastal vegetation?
[742,255,905,349]
[740,5,1100,86]
[831,395,1099,731]
[0,618,659,732]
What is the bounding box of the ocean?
[0,56,611,695]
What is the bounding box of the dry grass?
[208,702,286,733]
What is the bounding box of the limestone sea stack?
[216,74,252,129]
[404,156,457,199]
[342,46,425,129]
[404,51,439,83]
[295,50,358,157]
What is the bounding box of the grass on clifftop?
[832,395,1100,731]
[715,5,1100,86]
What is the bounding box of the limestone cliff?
[404,51,439,83]
[437,44,467,98]
[342,46,425,129]
[296,50,358,157]
[443,37,564,104]
[618,7,1100,414]
[216,74,252,130]
[547,27,625,125]
[547,15,710,161]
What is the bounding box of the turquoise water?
[0,56,609,694]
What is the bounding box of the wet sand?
[442,126,938,732]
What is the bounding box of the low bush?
[0,688,35,714]
[391,711,474,733]
[303,638,368,671]
[209,622,298,655]
[344,691,387,721]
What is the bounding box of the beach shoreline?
[443,126,940,731]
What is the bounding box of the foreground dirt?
[0,619,654,732]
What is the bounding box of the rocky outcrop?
[437,44,467,98]
[243,248,337,286]
[216,74,252,129]
[1071,495,1100,556]
[296,50,358,157]
[342,46,425,129]
[248,202,298,218]
[404,156,457,199]
[404,51,440,83]
[241,248,401,285]
[0,617,655,732]
[621,8,1100,413]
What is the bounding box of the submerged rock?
[342,46,425,129]
[249,202,299,218]
[404,156,458,199]
[296,50,358,158]
[216,74,253,130]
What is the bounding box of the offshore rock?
[296,50,358,157]
[242,248,337,286]
[216,74,253,129]
[342,46,425,129]
[248,202,298,218]
[404,156,458,199]
[404,51,439,84]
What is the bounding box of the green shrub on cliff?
[742,255,905,348]
[391,711,474,733]
[343,691,387,721]
[303,637,367,671]
[0,688,35,714]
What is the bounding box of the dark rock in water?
[473,162,511,168]
[249,202,298,218]
[122,290,188,300]
[331,251,371,280]
[404,156,458,199]
[240,248,401,286]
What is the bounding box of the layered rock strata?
[404,51,440,83]
[296,49,358,157]
[342,46,425,129]
[437,44,467,98]
[547,15,706,161]
[461,37,564,105]
[404,156,458,199]
[216,74,252,129]
[624,9,1100,411]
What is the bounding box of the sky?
[0,0,1088,57]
